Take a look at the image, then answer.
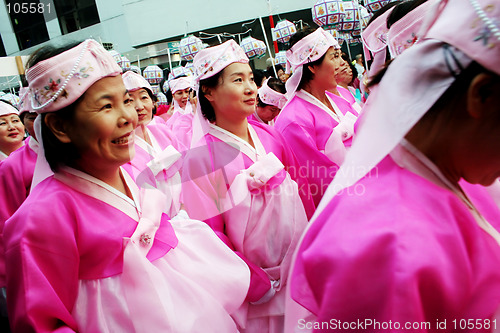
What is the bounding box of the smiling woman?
[3,39,250,332]
[0,101,24,161]
[182,39,315,332]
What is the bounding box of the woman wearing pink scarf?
[274,27,360,207]
[3,39,250,332]
[288,0,500,331]
[182,39,314,332]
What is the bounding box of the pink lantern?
[179,35,204,61]
[108,50,122,64]
[273,20,297,44]
[119,56,131,71]
[143,65,163,85]
[312,0,346,28]
[240,37,267,59]
[364,0,395,13]
[274,51,287,66]
[156,92,168,106]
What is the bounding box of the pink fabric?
[168,76,193,94]
[289,155,500,331]
[122,71,153,93]
[122,123,185,218]
[182,121,313,330]
[0,101,19,116]
[4,167,249,332]
[27,39,121,113]
[0,137,37,287]
[182,122,314,300]
[274,92,357,207]
[258,78,287,109]
[169,112,194,148]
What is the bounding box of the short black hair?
[257,77,286,107]
[198,71,224,122]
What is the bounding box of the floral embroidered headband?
[285,27,339,74]
[168,76,194,94]
[422,0,500,75]
[258,78,287,109]
[26,39,122,114]
[193,40,249,83]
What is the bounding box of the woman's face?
[22,112,37,139]
[173,88,190,109]
[0,113,24,154]
[277,69,289,83]
[129,88,155,126]
[206,62,257,123]
[336,64,353,87]
[311,46,345,90]
[62,75,137,177]
[256,104,281,123]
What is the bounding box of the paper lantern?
[143,65,163,85]
[156,92,168,106]
[312,0,346,28]
[364,0,395,13]
[274,51,287,66]
[119,56,131,71]
[170,65,193,80]
[350,4,372,36]
[150,85,160,96]
[240,37,267,60]
[184,62,195,76]
[108,50,122,64]
[129,65,141,75]
[325,28,345,45]
[179,35,204,61]
[273,20,297,44]
[0,93,20,107]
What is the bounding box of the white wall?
[122,0,311,47]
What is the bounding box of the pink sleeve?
[181,156,271,302]
[278,122,339,207]
[4,201,79,332]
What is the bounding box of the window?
[53,0,100,35]
[5,0,50,51]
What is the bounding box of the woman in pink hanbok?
[0,101,24,163]
[121,71,186,219]
[248,78,286,126]
[287,0,500,331]
[3,39,250,333]
[274,27,359,207]
[182,40,314,332]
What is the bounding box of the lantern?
[150,85,160,96]
[312,0,346,28]
[179,35,204,61]
[325,28,345,45]
[274,51,287,66]
[129,65,141,75]
[170,65,192,79]
[240,37,267,60]
[143,65,163,85]
[118,56,131,71]
[185,62,195,76]
[108,50,122,64]
[273,20,297,44]
[0,93,20,107]
[364,0,395,13]
[156,92,168,106]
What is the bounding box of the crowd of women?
[0,0,499,331]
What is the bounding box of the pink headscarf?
[258,78,287,109]
[284,27,339,101]
[122,71,153,93]
[27,39,123,190]
[17,87,32,117]
[317,0,500,215]
[190,40,249,147]
[168,76,193,95]
[0,100,19,117]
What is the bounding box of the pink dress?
[274,90,358,206]
[170,112,194,148]
[166,101,193,130]
[123,123,185,218]
[182,121,314,332]
[287,142,500,332]
[0,137,38,287]
[4,167,250,332]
